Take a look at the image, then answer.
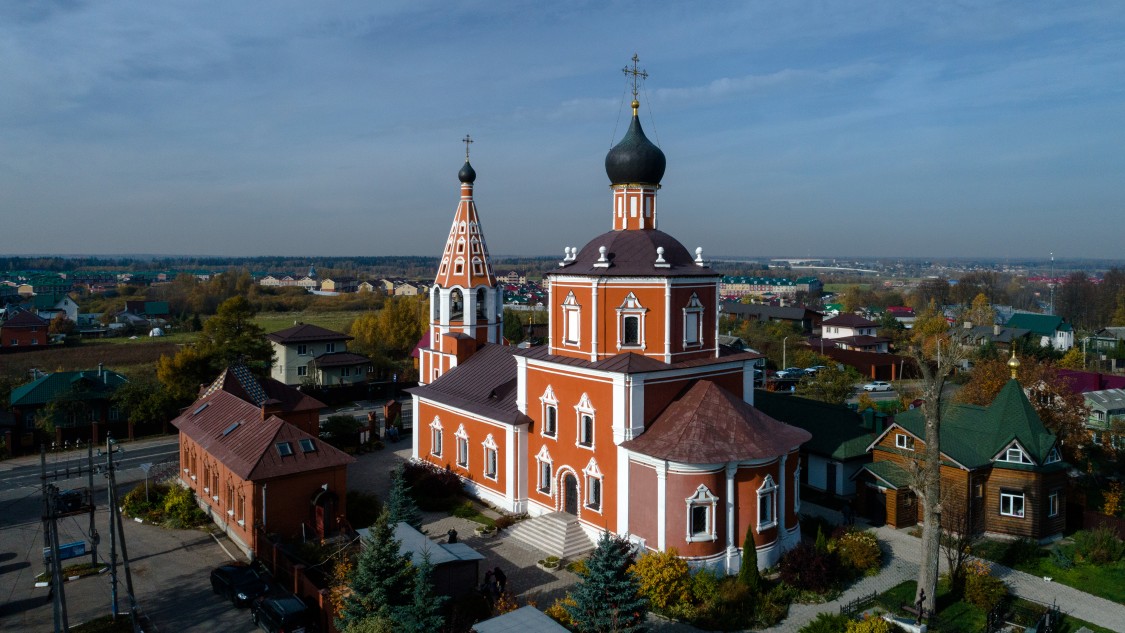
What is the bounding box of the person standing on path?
[493,566,507,594]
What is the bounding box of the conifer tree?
[338,508,414,628]
[738,525,762,593]
[394,551,447,633]
[385,465,423,530]
[566,532,647,633]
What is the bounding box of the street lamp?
[783,336,790,370]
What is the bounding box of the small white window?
[297,344,307,355]
[296,366,308,377]
[685,484,719,542]
[683,293,705,347]
[325,342,336,353]
[896,434,915,451]
[540,385,558,438]
[536,445,553,494]
[1045,446,1061,464]
[455,425,469,469]
[616,293,646,349]
[430,418,443,457]
[583,458,603,513]
[562,292,581,345]
[757,475,778,531]
[1000,444,1033,465]
[482,434,498,481]
[1000,491,1025,518]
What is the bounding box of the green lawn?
[972,539,1125,604]
[253,310,370,335]
[875,580,1117,633]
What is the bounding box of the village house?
[6,365,128,454]
[172,365,352,557]
[267,323,370,388]
[855,354,1067,542]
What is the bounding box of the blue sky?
[2,1,1123,259]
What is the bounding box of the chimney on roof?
[994,324,1001,336]
[98,362,104,377]
[963,321,972,329]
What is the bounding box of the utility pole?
[88,440,99,566]
[45,485,70,632]
[104,436,119,620]
[103,433,140,632]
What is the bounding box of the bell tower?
[419,137,503,385]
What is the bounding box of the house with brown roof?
[1,309,50,350]
[172,365,352,557]
[267,323,371,387]
[817,314,890,353]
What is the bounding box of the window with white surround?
[455,424,469,468]
[297,366,308,377]
[1045,446,1061,464]
[757,475,778,531]
[682,293,704,346]
[297,344,307,355]
[1000,491,1025,517]
[430,418,443,457]
[540,385,558,438]
[616,293,647,349]
[575,393,595,449]
[536,446,553,494]
[685,484,719,542]
[896,433,915,450]
[999,442,1033,465]
[583,458,603,512]
[482,434,498,480]
[1048,490,1060,517]
[562,292,581,345]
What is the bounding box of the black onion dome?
[458,160,476,184]
[605,115,666,185]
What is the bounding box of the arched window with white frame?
[682,293,705,347]
[429,417,443,457]
[583,458,603,512]
[757,475,778,531]
[685,484,719,542]
[454,424,469,469]
[540,385,558,438]
[616,292,647,349]
[575,393,595,449]
[535,445,553,495]
[482,434,498,481]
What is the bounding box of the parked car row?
[773,365,826,379]
[211,562,315,632]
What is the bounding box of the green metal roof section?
[9,369,129,407]
[1005,313,1067,337]
[754,390,874,461]
[892,379,1058,469]
[858,461,912,489]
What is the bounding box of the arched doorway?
[563,473,578,515]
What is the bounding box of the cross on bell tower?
[462,134,473,161]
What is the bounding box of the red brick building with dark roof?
[410,86,810,573]
[173,367,352,557]
[1,309,50,350]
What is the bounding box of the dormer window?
[998,443,1034,465]
[896,434,915,451]
[1045,446,1061,464]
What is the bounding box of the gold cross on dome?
[462,134,473,161]
[622,53,648,99]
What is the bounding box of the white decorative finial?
[694,246,704,266]
[655,246,665,263]
[594,245,610,268]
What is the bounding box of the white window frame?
[615,292,647,350]
[583,458,603,513]
[429,417,443,457]
[1000,491,1025,518]
[575,393,595,450]
[540,385,558,439]
[296,366,308,377]
[757,475,778,531]
[325,342,336,353]
[296,344,307,356]
[562,292,581,346]
[896,433,915,451]
[1048,490,1060,517]
[455,424,469,469]
[482,434,498,481]
[536,445,553,495]
[998,442,1034,465]
[685,484,719,542]
[1045,446,1061,464]
[682,293,705,347]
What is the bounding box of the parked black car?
[210,562,271,607]
[251,592,314,633]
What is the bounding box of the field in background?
[252,309,369,335]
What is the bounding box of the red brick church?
[410,67,810,573]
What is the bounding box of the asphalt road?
[0,436,258,632]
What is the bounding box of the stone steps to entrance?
[506,511,595,560]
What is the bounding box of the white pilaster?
[657,461,668,551]
[617,446,630,535]
[778,454,788,536]
[725,462,739,574]
[591,281,599,361]
[410,394,421,459]
[664,280,672,363]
